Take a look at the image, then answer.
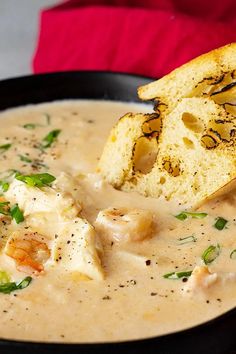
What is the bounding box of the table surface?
[0,0,56,80]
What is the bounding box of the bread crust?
[138,43,236,107]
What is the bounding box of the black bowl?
[0,71,235,354]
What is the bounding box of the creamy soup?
[0,100,235,343]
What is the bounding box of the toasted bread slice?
[98,99,236,208]
[138,43,236,112]
[98,44,236,208]
[122,97,236,207]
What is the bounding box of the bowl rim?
[0,70,154,85]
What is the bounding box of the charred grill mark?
[144,131,159,139]
[142,114,162,138]
[223,102,236,107]
[211,81,236,96]
[201,134,219,149]
[231,70,236,79]
[208,128,222,141]
[197,74,225,87]
[230,129,236,137]
[214,119,227,124]
[153,100,168,112]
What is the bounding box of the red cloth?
[33,0,236,78]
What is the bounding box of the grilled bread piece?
[138,43,236,112]
[98,44,236,208]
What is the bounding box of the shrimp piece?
[5,232,50,274]
[95,207,154,243]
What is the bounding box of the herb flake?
[0,276,32,294]
[18,155,32,163]
[201,244,220,265]
[10,204,24,224]
[177,235,197,245]
[0,181,9,193]
[214,217,228,231]
[163,271,192,279]
[16,173,56,187]
[175,211,207,221]
[0,144,11,154]
[41,129,61,149]
[230,249,236,260]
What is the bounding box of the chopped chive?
[41,129,61,149]
[23,114,50,129]
[16,173,56,187]
[175,213,187,221]
[10,204,24,224]
[22,123,38,130]
[230,249,236,260]
[163,271,192,279]
[0,276,32,294]
[175,211,208,221]
[18,155,32,163]
[177,235,197,245]
[214,217,228,230]
[0,144,11,154]
[201,244,220,265]
[0,201,10,215]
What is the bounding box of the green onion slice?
[230,249,236,260]
[201,244,220,265]
[0,144,11,154]
[0,276,32,294]
[177,235,197,245]
[10,204,24,224]
[22,123,39,130]
[175,211,207,221]
[41,129,61,149]
[214,217,228,230]
[23,114,50,130]
[18,155,32,163]
[0,181,9,192]
[16,173,56,187]
[163,271,192,279]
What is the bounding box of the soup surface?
[0,100,235,343]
